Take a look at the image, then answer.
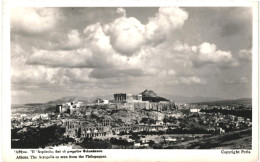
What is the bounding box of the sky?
[10,7,252,104]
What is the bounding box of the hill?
[140,89,158,97]
[46,95,113,105]
[46,96,91,105]
[11,95,113,114]
[190,98,252,106]
[159,94,223,103]
[140,90,169,102]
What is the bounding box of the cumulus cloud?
[65,30,82,49]
[11,8,61,34]
[103,17,146,55]
[26,21,141,70]
[145,7,188,42]
[12,64,93,87]
[47,29,83,50]
[84,23,114,55]
[12,66,56,84]
[24,7,191,70]
[11,9,247,84]
[139,40,235,75]
[10,7,252,104]
[25,38,236,84]
[116,8,126,17]
[102,7,188,56]
[197,42,232,63]
[172,41,193,52]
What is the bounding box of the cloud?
[142,40,235,71]
[21,7,190,70]
[12,90,31,97]
[116,8,126,17]
[25,36,237,83]
[12,64,93,87]
[83,23,115,55]
[11,8,61,34]
[26,48,108,68]
[238,49,251,61]
[12,66,53,84]
[89,68,145,79]
[10,7,252,104]
[145,7,188,42]
[179,76,205,85]
[65,30,82,49]
[46,29,83,50]
[197,42,232,63]
[102,7,188,56]
[224,77,249,84]
[166,76,206,85]
[26,21,142,70]
[11,43,28,68]
[104,17,146,55]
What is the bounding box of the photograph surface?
[11,7,253,150]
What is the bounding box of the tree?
[80,138,111,149]
[148,140,155,147]
[161,136,166,144]
[153,143,163,149]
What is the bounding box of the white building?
[76,102,83,108]
[40,114,49,120]
[190,108,200,113]
[103,100,109,104]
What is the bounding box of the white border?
[1,1,259,162]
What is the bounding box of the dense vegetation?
[200,108,252,119]
[11,126,67,148]
[80,138,112,149]
[79,137,134,149]
[140,117,156,124]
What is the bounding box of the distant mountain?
[47,96,89,105]
[190,98,252,106]
[159,94,224,103]
[154,94,252,105]
[11,95,112,114]
[46,95,113,105]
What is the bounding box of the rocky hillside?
[140,90,169,102]
[141,89,158,97]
